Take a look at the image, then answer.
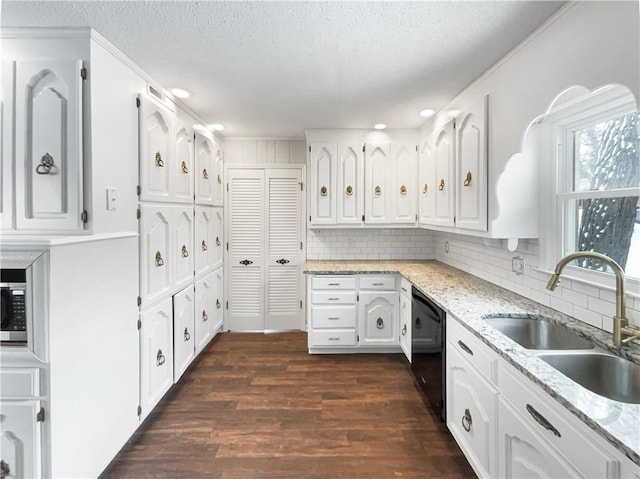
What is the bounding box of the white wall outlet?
[106,187,118,210]
[512,256,524,276]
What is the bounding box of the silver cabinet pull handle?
[184,328,191,341]
[458,340,473,356]
[328,337,340,341]
[526,404,561,438]
[462,408,472,432]
[401,324,407,336]
[202,310,208,322]
[156,349,165,366]
[328,317,340,320]
[376,317,384,329]
[216,299,221,309]
[36,153,56,174]
[372,282,384,286]
[328,297,339,301]
[328,283,340,286]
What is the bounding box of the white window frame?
[540,85,640,292]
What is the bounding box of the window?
[546,85,640,283]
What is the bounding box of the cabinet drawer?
[499,362,617,479]
[447,318,497,385]
[400,278,412,297]
[359,276,397,290]
[311,291,356,304]
[311,276,356,290]
[312,305,356,328]
[0,368,40,397]
[311,329,357,347]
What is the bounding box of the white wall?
[306,228,434,261]
[223,138,306,165]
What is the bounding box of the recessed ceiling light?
[170,88,190,99]
[447,109,461,118]
[374,123,386,130]
[208,123,225,132]
[420,109,435,118]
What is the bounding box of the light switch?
[106,187,118,210]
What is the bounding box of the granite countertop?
[304,260,640,466]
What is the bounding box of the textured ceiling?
[2,1,566,138]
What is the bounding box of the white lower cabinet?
[139,298,174,419]
[399,279,412,362]
[194,267,223,355]
[358,290,399,347]
[0,399,43,479]
[447,345,498,478]
[173,285,195,382]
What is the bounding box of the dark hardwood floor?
[101,332,475,479]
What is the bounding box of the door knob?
[276,258,290,264]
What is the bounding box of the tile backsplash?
[305,227,640,334]
[306,228,434,260]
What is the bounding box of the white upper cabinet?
[432,121,456,228]
[213,144,224,206]
[173,205,194,292]
[139,204,172,306]
[455,95,488,232]
[364,143,391,224]
[173,113,194,204]
[336,143,364,224]
[418,140,436,226]
[391,143,417,225]
[211,206,223,271]
[194,131,215,205]
[138,94,173,203]
[13,59,85,232]
[309,143,337,225]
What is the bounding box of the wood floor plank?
[100,332,475,479]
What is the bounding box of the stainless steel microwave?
[1,269,28,343]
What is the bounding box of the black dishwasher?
[411,286,446,422]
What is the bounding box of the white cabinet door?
[14,59,84,232]
[391,143,417,224]
[138,94,173,203]
[194,205,214,278]
[194,132,214,205]
[309,143,336,225]
[447,346,497,478]
[497,397,577,479]
[265,169,303,330]
[173,205,194,293]
[418,140,436,226]
[364,143,391,224]
[211,266,224,333]
[211,206,223,271]
[1,62,14,230]
[173,115,194,204]
[227,169,265,331]
[194,270,216,354]
[456,95,488,231]
[140,298,173,419]
[173,285,195,382]
[139,204,172,306]
[399,291,412,362]
[336,143,363,225]
[433,121,455,227]
[0,400,42,479]
[358,291,399,347]
[212,145,224,206]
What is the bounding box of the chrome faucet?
[546,251,640,347]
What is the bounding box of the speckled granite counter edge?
[304,260,640,466]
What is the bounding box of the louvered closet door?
[227,169,265,331]
[265,169,303,330]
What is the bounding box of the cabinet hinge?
[415,214,418,221]
[226,183,229,192]
[300,300,303,309]
[136,97,141,108]
[137,405,142,416]
[357,335,360,342]
[137,318,141,329]
[226,300,229,310]
[226,242,229,251]
[137,296,142,307]
[308,145,311,153]
[300,241,303,250]
[362,145,366,153]
[300,182,304,191]
[416,145,418,152]
[362,214,365,222]
[357,294,359,302]
[309,215,311,222]
[36,407,45,422]
[136,208,141,220]
[80,67,87,80]
[80,210,88,224]
[136,185,141,196]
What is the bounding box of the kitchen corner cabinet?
[139,297,174,420]
[358,277,399,347]
[5,58,86,233]
[173,285,195,382]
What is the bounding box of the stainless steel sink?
[539,353,640,404]
[483,315,594,350]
